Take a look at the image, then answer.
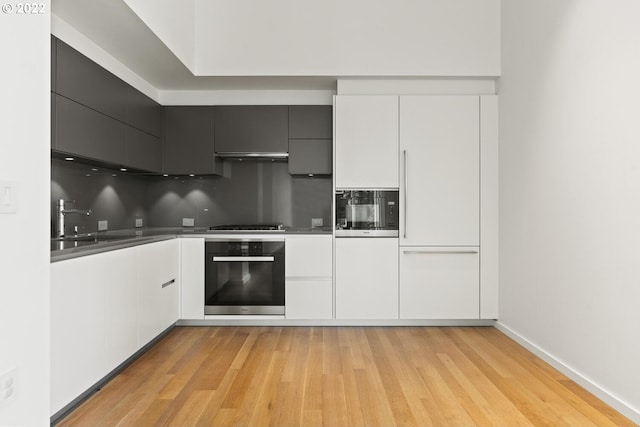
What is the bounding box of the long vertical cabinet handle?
[403,149,408,239]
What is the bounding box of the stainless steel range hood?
[215,152,289,161]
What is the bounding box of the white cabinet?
[103,246,138,371]
[51,239,180,416]
[180,237,205,320]
[285,235,333,319]
[137,239,179,347]
[51,254,108,415]
[335,238,398,319]
[335,95,399,188]
[399,96,479,246]
[399,247,479,319]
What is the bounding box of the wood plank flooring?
[56,326,635,427]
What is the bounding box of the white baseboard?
[177,319,496,327]
[495,321,640,425]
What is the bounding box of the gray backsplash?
[51,159,332,235]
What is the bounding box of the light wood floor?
[56,326,634,427]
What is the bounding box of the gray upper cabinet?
[51,37,162,172]
[288,139,332,175]
[126,89,162,138]
[55,94,126,165]
[214,106,288,154]
[56,39,128,122]
[288,106,332,139]
[51,36,57,93]
[125,126,162,172]
[163,106,222,175]
[288,105,333,175]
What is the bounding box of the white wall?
[0,2,51,426]
[499,0,640,422]
[194,0,500,77]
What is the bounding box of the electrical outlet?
[135,218,143,228]
[182,218,195,227]
[98,220,108,231]
[311,218,323,228]
[0,367,16,407]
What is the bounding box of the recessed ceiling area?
[51,0,338,91]
[52,0,500,94]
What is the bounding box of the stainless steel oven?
[205,239,285,315]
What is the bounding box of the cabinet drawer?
[285,236,332,277]
[285,279,332,319]
[399,247,479,319]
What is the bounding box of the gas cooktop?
[208,223,285,231]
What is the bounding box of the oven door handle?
[212,256,275,262]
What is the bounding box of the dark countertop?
[51,227,333,262]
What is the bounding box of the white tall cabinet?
[335,95,399,188]
[333,93,498,321]
[398,96,481,319]
[399,96,479,246]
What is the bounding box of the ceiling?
[51,0,338,91]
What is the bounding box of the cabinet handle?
[403,250,479,255]
[161,279,176,288]
[403,149,408,239]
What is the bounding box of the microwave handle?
[403,149,408,239]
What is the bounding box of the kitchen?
[2,0,640,426]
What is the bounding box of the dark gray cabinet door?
[126,89,162,137]
[51,36,57,93]
[56,39,128,122]
[125,126,161,172]
[214,106,288,153]
[51,93,57,150]
[289,106,332,139]
[55,95,126,165]
[288,139,332,175]
[163,106,221,175]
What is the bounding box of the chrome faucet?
[57,199,91,238]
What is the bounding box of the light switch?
[98,220,108,231]
[182,218,195,227]
[0,367,17,407]
[135,218,143,228]
[0,181,18,214]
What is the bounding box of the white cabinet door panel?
[137,239,180,348]
[399,247,479,319]
[51,255,106,415]
[336,238,398,319]
[103,247,138,370]
[335,95,399,188]
[180,238,205,320]
[400,96,479,246]
[285,235,332,278]
[286,279,333,319]
[158,239,180,332]
[285,235,333,319]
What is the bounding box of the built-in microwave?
[335,189,399,237]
